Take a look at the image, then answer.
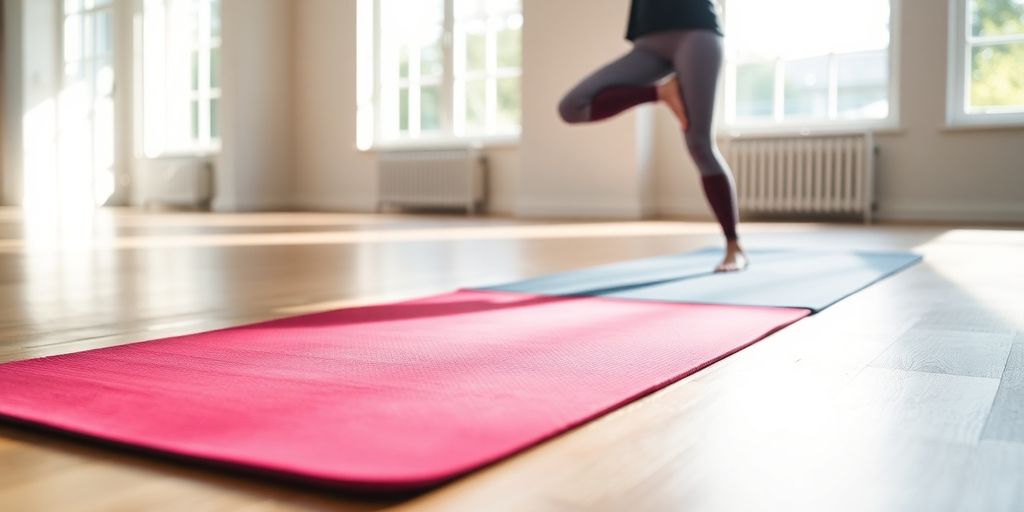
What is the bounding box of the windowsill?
[360,134,520,153]
[718,121,903,138]
[942,120,1024,132]
[143,150,220,160]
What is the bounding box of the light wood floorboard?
[0,208,1021,511]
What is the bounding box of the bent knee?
[685,136,725,174]
[685,138,715,161]
[557,95,589,124]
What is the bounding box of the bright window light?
[949,0,1024,126]
[723,0,894,130]
[364,0,522,147]
[142,0,221,157]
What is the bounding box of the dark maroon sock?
[589,86,657,121]
[700,174,739,241]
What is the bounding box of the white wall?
[518,0,651,218]
[4,0,1022,222]
[214,0,293,211]
[2,0,24,205]
[876,0,1024,222]
[17,0,59,208]
[655,0,1024,223]
[290,0,375,212]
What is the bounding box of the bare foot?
[715,240,749,273]
[657,75,689,131]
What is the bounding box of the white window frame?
[189,0,221,148]
[139,0,221,158]
[358,0,522,150]
[947,0,1024,127]
[60,0,118,206]
[718,0,902,136]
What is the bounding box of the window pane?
[493,0,521,15]
[143,0,221,154]
[497,19,521,69]
[735,62,775,121]
[727,0,890,126]
[65,0,83,14]
[399,46,410,80]
[94,94,115,168]
[458,0,519,17]
[82,9,95,58]
[497,77,520,131]
[837,50,889,119]
[191,100,200,140]
[211,0,221,39]
[378,0,523,141]
[455,0,487,19]
[64,15,83,63]
[96,62,115,96]
[95,10,113,57]
[784,56,829,119]
[970,42,1024,109]
[971,0,1024,37]
[399,87,410,132]
[465,24,487,73]
[189,0,201,45]
[210,98,219,138]
[464,79,486,133]
[191,50,200,91]
[210,47,220,88]
[421,85,441,131]
[421,29,444,78]
[382,0,444,82]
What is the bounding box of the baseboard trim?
[658,200,1024,224]
[877,201,1024,224]
[515,199,647,220]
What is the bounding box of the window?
[61,0,117,206]
[722,0,897,131]
[948,0,1024,126]
[141,0,221,157]
[360,0,523,148]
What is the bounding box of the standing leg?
[672,31,748,272]
[558,48,673,124]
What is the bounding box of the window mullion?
[412,46,422,136]
[773,59,785,122]
[967,34,1024,46]
[371,0,522,144]
[485,17,497,133]
[199,0,211,147]
[442,0,455,136]
[373,0,383,143]
[961,0,972,116]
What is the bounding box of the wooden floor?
[0,207,1021,511]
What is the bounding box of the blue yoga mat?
[478,248,921,312]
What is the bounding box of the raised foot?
[714,243,749,273]
[657,75,689,131]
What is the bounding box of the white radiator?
[722,133,876,223]
[142,157,214,210]
[377,147,486,214]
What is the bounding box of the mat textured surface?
[0,290,808,492]
[479,248,922,311]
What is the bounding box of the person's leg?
[671,31,747,272]
[558,47,673,124]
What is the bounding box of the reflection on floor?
[0,207,1021,511]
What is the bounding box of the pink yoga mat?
[0,290,808,492]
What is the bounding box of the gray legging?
[558,30,739,240]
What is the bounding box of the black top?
[626,0,723,41]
